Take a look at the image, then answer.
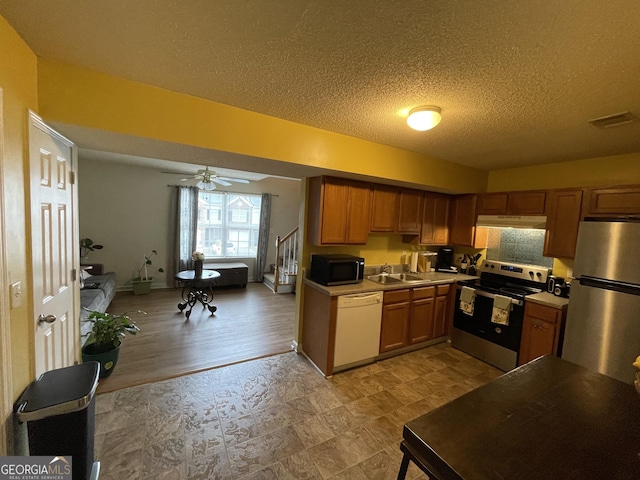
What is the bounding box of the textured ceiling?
[1,0,640,172]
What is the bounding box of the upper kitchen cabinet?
[544,189,583,258]
[397,189,424,234]
[307,176,372,245]
[420,193,450,245]
[370,185,398,232]
[477,191,546,215]
[585,185,640,217]
[449,194,480,246]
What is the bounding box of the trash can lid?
[16,362,100,422]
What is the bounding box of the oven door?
[452,288,525,371]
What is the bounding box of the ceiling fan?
[164,166,250,190]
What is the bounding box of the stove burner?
[499,286,530,296]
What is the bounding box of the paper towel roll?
[410,252,419,273]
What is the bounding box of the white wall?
[78,157,302,289]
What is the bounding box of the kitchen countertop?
[304,272,479,296]
[526,291,570,309]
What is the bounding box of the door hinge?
[70,171,75,184]
[72,268,77,281]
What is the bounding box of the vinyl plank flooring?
[95,283,295,393]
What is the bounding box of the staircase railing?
[273,227,299,293]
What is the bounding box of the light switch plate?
[10,281,21,309]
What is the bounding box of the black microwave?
[310,254,365,286]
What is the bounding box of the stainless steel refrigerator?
[562,220,640,384]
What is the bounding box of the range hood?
[476,215,547,229]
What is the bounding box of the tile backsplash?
[485,228,553,268]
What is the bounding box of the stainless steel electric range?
[452,260,551,371]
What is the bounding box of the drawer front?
[525,301,561,324]
[436,284,450,296]
[412,286,435,300]
[384,289,411,304]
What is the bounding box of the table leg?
[397,454,410,480]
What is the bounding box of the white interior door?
[29,111,79,377]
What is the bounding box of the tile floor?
[94,342,502,479]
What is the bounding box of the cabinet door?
[410,298,435,344]
[397,189,423,234]
[477,193,508,215]
[320,178,349,244]
[587,185,640,215]
[508,191,546,215]
[345,182,372,244]
[380,302,410,353]
[449,195,478,246]
[370,185,399,232]
[432,295,448,338]
[519,317,557,365]
[544,189,583,258]
[420,194,450,245]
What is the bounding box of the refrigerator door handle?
[580,276,640,296]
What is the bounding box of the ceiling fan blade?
[219,177,250,184]
[212,178,232,186]
[162,170,195,176]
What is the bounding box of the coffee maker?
[435,247,458,273]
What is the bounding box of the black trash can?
[16,362,100,480]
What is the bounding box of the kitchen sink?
[366,274,405,285]
[367,273,427,285]
[388,273,426,283]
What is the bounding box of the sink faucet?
[381,263,391,274]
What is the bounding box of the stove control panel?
[480,260,550,285]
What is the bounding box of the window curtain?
[256,193,272,282]
[173,186,199,286]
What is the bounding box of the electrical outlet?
[10,281,22,309]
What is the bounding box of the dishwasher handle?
[337,292,383,308]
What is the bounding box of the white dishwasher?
[334,291,383,370]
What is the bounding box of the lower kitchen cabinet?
[409,287,436,344]
[519,301,567,366]
[381,284,451,353]
[380,289,411,353]
[432,284,450,338]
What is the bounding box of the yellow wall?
[0,16,39,399]
[487,153,640,191]
[36,58,488,194]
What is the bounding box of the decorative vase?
[82,341,121,378]
[194,260,203,277]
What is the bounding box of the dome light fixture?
[407,106,442,131]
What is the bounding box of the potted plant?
[81,310,144,378]
[131,249,165,295]
[80,237,103,263]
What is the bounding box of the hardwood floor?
[96,283,296,394]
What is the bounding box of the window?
[196,192,262,258]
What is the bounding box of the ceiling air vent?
[588,111,637,129]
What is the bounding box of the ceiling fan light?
[197,180,216,191]
[407,106,442,131]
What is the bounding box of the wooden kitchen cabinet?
[508,191,546,215]
[409,286,436,344]
[519,301,566,366]
[307,176,371,245]
[544,189,583,258]
[477,193,508,215]
[478,191,546,215]
[432,284,450,338]
[380,289,411,353]
[370,185,399,232]
[586,185,640,216]
[397,189,424,234]
[449,194,480,246]
[420,194,449,245]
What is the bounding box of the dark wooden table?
[398,355,640,480]
[175,270,220,318]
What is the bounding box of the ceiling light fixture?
[407,106,442,131]
[197,179,216,191]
